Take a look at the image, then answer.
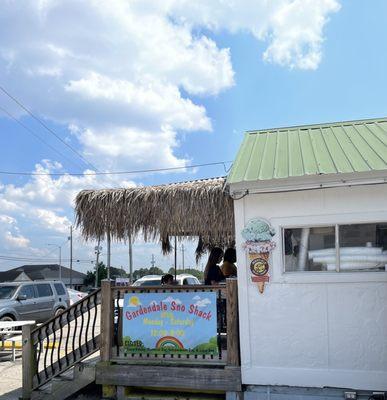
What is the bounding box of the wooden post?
[21,323,36,400]
[106,231,111,280]
[226,278,240,366]
[101,279,113,362]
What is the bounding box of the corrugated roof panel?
[298,129,319,174]
[357,124,387,162]
[323,127,353,173]
[373,122,387,146]
[274,130,289,179]
[229,134,255,182]
[259,132,277,180]
[310,128,337,174]
[348,125,385,170]
[332,125,370,172]
[244,134,267,181]
[227,117,387,185]
[288,129,304,177]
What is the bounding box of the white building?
[227,118,387,399]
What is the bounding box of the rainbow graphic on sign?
[122,292,218,356]
[156,336,184,350]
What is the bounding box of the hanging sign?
[242,218,276,293]
[122,291,218,356]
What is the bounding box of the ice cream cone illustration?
[242,219,276,294]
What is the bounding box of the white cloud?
[0,0,339,172]
[163,296,182,305]
[0,214,30,249]
[0,162,136,270]
[167,0,340,70]
[194,297,211,308]
[0,0,340,270]
[4,231,30,249]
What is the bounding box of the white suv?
[132,274,201,286]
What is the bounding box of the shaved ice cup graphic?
[242,219,276,294]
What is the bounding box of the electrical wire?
[0,85,100,172]
[0,255,92,262]
[0,161,233,177]
[0,105,86,171]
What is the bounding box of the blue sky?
[0,0,386,274]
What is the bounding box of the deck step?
[31,361,96,400]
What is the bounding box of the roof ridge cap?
[246,116,387,135]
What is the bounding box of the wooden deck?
[96,364,241,392]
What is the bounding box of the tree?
[132,266,164,281]
[84,262,128,287]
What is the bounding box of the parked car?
[0,281,70,322]
[132,274,201,286]
[67,288,87,305]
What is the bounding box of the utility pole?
[128,234,133,284]
[69,225,73,288]
[94,238,101,288]
[181,244,185,273]
[151,254,155,268]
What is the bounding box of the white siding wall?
[234,184,387,390]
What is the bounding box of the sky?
[0,0,387,275]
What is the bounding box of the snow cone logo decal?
[242,218,276,294]
[122,292,218,356]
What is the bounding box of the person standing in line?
[204,247,224,285]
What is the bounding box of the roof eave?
[228,170,387,195]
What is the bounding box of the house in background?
[0,264,86,290]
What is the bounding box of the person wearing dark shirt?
[220,248,237,278]
[204,247,224,285]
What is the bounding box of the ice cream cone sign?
[242,219,276,294]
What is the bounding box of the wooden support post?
[226,278,240,366]
[101,279,113,362]
[21,323,36,400]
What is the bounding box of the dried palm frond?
[75,177,234,258]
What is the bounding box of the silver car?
[0,281,70,322]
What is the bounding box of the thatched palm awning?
[75,177,235,255]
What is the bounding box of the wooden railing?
[21,289,101,400]
[100,278,240,367]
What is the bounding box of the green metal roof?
[227,117,387,185]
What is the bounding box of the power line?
[0,161,233,177]
[0,85,100,172]
[0,105,86,171]
[0,255,92,262]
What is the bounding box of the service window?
[284,222,387,273]
[18,285,35,299]
[36,283,53,297]
[54,283,66,295]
